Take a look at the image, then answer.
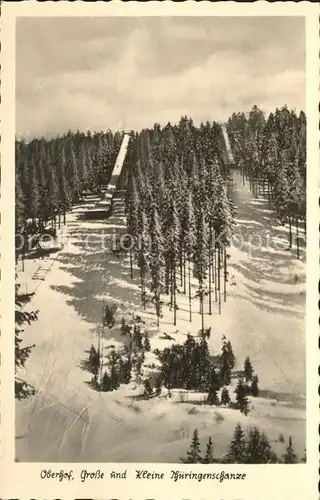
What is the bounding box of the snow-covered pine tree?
[181,428,202,464]
[244,356,254,382]
[184,191,196,322]
[193,188,209,333]
[56,145,72,224]
[167,198,181,325]
[137,208,149,309]
[226,423,246,463]
[251,374,259,397]
[149,204,165,327]
[245,427,277,464]
[202,437,214,464]
[235,378,249,415]
[28,158,40,222]
[15,279,38,399]
[125,175,140,278]
[65,141,80,202]
[221,386,231,406]
[219,335,234,385]
[282,437,298,464]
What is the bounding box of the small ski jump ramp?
[85,133,131,219]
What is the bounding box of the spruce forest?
[15,106,307,463]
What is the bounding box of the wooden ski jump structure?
[84,133,131,219]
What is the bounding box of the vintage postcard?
[1,1,319,499]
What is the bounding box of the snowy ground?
[15,171,306,462]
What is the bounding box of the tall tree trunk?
[169,261,173,310]
[288,215,292,249]
[214,248,217,302]
[296,217,300,259]
[165,259,170,295]
[224,248,227,302]
[208,224,212,315]
[129,246,133,279]
[97,316,102,387]
[183,249,187,295]
[188,258,192,322]
[156,291,160,328]
[58,212,61,229]
[208,256,212,315]
[140,258,146,310]
[179,250,183,288]
[201,286,204,335]
[218,248,221,315]
[173,263,177,326]
[63,211,66,225]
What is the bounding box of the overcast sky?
[16,16,305,139]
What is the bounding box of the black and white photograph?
[7,6,316,481]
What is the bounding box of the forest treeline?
[227,105,306,256]
[123,116,234,330]
[15,129,123,232]
[180,426,305,464]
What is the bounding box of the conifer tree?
[219,355,231,386]
[137,209,149,309]
[109,350,120,390]
[87,344,100,375]
[56,146,71,224]
[28,158,40,221]
[15,172,26,231]
[185,191,196,322]
[193,206,209,333]
[221,386,231,405]
[206,365,220,405]
[282,437,298,464]
[207,384,220,406]
[226,423,246,463]
[101,372,113,392]
[251,375,259,397]
[225,337,236,369]
[244,356,254,382]
[235,378,249,415]
[65,142,80,201]
[181,429,202,464]
[202,437,214,464]
[245,427,276,463]
[149,204,165,326]
[168,199,181,325]
[125,175,140,278]
[47,166,60,227]
[219,335,234,385]
[15,279,38,399]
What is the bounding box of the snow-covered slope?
[15,172,306,462]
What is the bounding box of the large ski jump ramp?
[85,133,131,219]
[221,123,234,164]
[107,133,131,197]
